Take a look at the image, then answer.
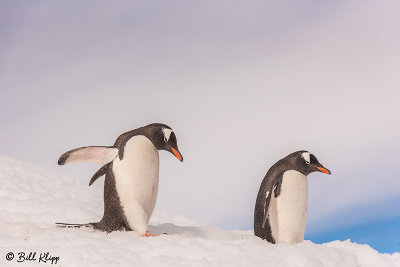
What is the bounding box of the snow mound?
[0,156,399,267]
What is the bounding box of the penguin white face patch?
[301,152,311,164]
[162,128,173,142]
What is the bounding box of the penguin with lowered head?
[57,123,183,237]
[254,150,330,244]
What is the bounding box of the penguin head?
[146,123,183,162]
[293,150,330,176]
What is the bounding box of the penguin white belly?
[112,135,159,235]
[270,170,308,244]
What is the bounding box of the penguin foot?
[144,231,161,237]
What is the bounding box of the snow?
[0,156,399,267]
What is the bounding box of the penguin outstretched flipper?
[58,146,118,165]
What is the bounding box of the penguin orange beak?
[170,146,183,162]
[314,165,331,175]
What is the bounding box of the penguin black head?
[144,123,183,162]
[289,150,331,176]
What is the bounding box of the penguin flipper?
[89,164,109,186]
[261,188,273,229]
[58,146,118,165]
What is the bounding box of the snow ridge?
[0,156,399,267]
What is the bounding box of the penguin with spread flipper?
[57,123,183,237]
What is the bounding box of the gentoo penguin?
[254,150,330,244]
[56,123,183,237]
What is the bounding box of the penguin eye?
[162,128,172,143]
[301,152,311,164]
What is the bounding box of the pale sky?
[1,0,400,252]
